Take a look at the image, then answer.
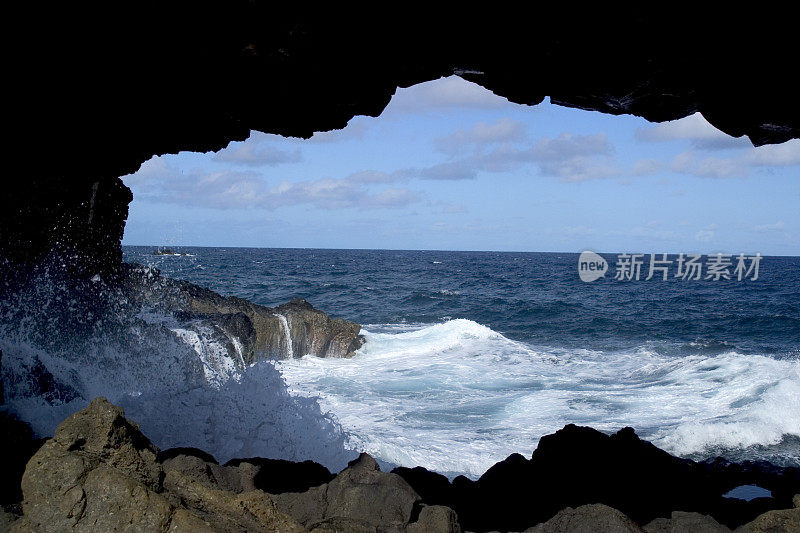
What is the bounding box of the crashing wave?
[0,267,358,471]
[278,318,800,477]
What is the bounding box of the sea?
[2,247,799,478]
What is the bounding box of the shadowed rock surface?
[0,412,45,513]
[392,425,800,532]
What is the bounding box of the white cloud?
[663,137,800,179]
[305,119,369,143]
[122,159,420,211]
[122,156,174,186]
[695,229,715,242]
[695,223,718,243]
[527,133,617,181]
[671,151,746,179]
[213,135,302,166]
[635,112,750,150]
[754,221,786,232]
[263,178,419,210]
[415,161,477,181]
[405,132,618,182]
[529,133,612,161]
[630,159,664,176]
[435,118,525,154]
[387,76,509,112]
[743,140,800,166]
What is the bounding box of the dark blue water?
[116,247,800,475]
[123,247,800,356]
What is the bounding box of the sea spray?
[0,270,357,471]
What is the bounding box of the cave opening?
[3,8,800,529]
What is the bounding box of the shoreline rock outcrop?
[122,263,365,361]
[2,399,798,532]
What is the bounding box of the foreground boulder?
[9,398,304,532]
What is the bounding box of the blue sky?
[121,77,800,255]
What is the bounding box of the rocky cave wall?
[3,5,798,276]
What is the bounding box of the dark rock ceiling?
[3,5,798,272]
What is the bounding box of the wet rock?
[166,509,216,533]
[79,464,174,531]
[123,264,365,360]
[49,396,162,488]
[276,298,366,359]
[160,449,255,494]
[524,504,643,533]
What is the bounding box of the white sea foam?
[277,319,800,477]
